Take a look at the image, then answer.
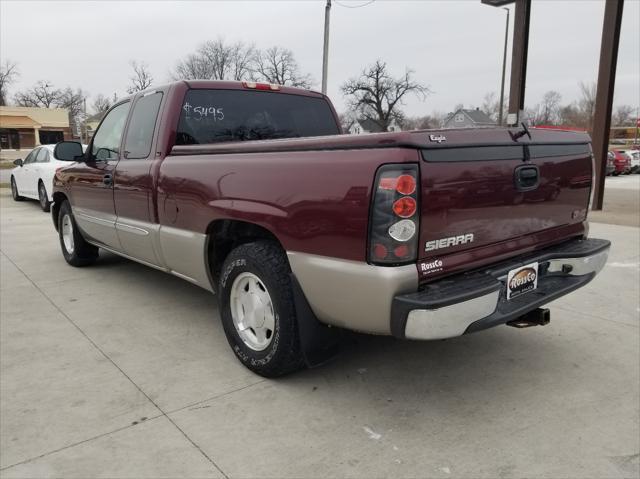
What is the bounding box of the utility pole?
[321,0,332,95]
[498,7,510,126]
[82,97,87,144]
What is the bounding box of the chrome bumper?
[392,238,610,340]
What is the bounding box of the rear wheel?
[10,177,23,201]
[217,240,304,377]
[38,181,51,212]
[58,201,98,266]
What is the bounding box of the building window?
[0,129,20,149]
[455,113,464,123]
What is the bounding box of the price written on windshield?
[183,102,224,121]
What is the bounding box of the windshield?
[176,89,339,145]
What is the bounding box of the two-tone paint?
[52,80,597,336]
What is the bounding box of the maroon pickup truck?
[51,80,610,377]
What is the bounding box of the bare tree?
[481,91,508,124]
[253,46,312,88]
[13,81,86,136]
[92,94,112,114]
[400,115,440,131]
[0,60,19,106]
[558,103,582,127]
[201,39,255,80]
[341,60,429,131]
[172,38,255,81]
[337,111,356,132]
[527,90,562,125]
[612,105,635,126]
[58,87,87,134]
[578,81,597,131]
[14,81,61,107]
[127,60,153,94]
[172,53,210,80]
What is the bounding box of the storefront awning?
[0,115,42,129]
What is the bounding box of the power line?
[334,0,376,9]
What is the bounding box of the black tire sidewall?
[58,203,76,263]
[218,242,300,376]
[39,182,50,211]
[58,201,97,266]
[11,177,20,201]
[220,253,282,367]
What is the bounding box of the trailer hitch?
[507,308,550,328]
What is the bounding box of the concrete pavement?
[0,189,638,478]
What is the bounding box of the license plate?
[506,262,539,300]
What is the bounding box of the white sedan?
[10,144,84,212]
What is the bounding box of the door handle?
[103,174,113,186]
[514,165,539,191]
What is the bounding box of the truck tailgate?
[417,140,592,281]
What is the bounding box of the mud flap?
[290,274,341,368]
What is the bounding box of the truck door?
[70,101,131,251]
[113,90,164,266]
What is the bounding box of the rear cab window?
[176,89,339,145]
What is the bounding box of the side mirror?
[54,141,84,162]
[13,159,23,167]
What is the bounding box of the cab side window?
[91,101,131,161]
[36,148,49,163]
[123,92,163,159]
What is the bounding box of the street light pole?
[498,7,510,126]
[321,0,332,94]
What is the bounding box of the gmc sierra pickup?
[51,80,610,377]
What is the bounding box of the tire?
[10,176,24,201]
[217,240,304,377]
[57,200,99,267]
[38,181,51,212]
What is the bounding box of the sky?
[1,0,639,117]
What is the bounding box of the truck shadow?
[90,249,577,410]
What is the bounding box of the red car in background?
[610,150,631,175]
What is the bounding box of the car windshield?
[176,89,339,145]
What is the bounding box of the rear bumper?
[391,237,610,340]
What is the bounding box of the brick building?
[0,106,72,150]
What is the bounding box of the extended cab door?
[113,90,165,266]
[70,101,131,251]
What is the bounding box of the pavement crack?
[0,415,164,472]
[0,252,229,478]
[166,379,267,416]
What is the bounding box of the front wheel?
[38,181,51,212]
[58,201,99,266]
[10,177,24,201]
[217,240,304,377]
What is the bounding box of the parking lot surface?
[1,188,638,478]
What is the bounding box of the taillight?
[369,164,420,265]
